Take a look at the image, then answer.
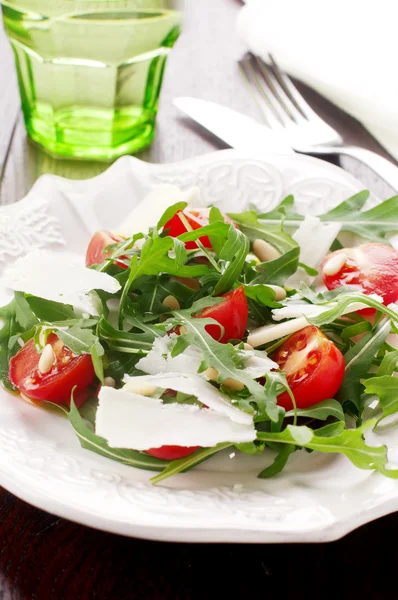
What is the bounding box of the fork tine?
[268,55,321,122]
[252,55,305,125]
[238,55,284,130]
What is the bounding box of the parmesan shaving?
[96,387,256,449]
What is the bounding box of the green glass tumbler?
[1,0,183,160]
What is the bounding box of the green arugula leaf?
[284,399,344,421]
[97,317,162,354]
[157,201,187,229]
[68,399,168,472]
[214,228,250,295]
[253,247,300,286]
[257,420,398,478]
[151,443,232,484]
[338,318,391,408]
[236,191,398,244]
[244,284,282,309]
[56,325,104,357]
[377,350,398,377]
[258,444,295,478]
[228,210,297,253]
[0,300,19,390]
[309,293,398,327]
[14,292,38,329]
[118,234,209,327]
[364,376,398,425]
[26,296,76,322]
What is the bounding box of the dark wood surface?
[1,1,398,598]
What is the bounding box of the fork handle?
[314,146,398,194]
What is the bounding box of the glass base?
[25,107,156,161]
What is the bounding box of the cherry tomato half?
[195,286,248,343]
[272,326,345,411]
[322,243,398,307]
[146,445,200,460]
[163,208,237,250]
[86,229,126,268]
[9,334,95,407]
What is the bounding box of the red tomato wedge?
[195,287,248,343]
[9,334,96,407]
[272,326,345,411]
[146,445,200,460]
[86,229,126,268]
[322,243,398,307]
[163,208,237,250]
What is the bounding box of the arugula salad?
[2,186,398,485]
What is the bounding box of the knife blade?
[173,97,293,155]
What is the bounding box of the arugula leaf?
[214,227,250,295]
[338,318,391,408]
[56,325,104,357]
[0,301,19,390]
[257,420,398,478]
[236,191,398,244]
[157,201,187,229]
[151,443,232,484]
[258,444,295,478]
[228,210,297,253]
[130,275,196,315]
[118,234,209,327]
[309,293,398,327]
[377,350,398,377]
[364,377,398,425]
[97,317,161,354]
[244,284,282,309]
[68,399,168,472]
[14,292,37,329]
[26,296,75,322]
[253,247,300,286]
[284,399,344,422]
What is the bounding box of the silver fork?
[239,53,398,193]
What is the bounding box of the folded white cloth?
[237,0,398,160]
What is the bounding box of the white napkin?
[237,0,398,160]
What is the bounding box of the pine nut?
[204,367,244,391]
[123,380,157,396]
[223,378,245,391]
[204,367,219,381]
[103,377,116,388]
[267,285,287,301]
[323,253,347,276]
[162,295,180,310]
[38,344,55,374]
[253,239,281,262]
[179,326,188,335]
[171,276,201,291]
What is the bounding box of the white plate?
[0,149,394,544]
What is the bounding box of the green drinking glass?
[1,0,183,161]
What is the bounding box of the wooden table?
[0,1,397,598]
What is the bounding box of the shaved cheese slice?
[113,185,202,238]
[123,373,252,425]
[249,294,384,347]
[136,335,202,375]
[286,216,342,288]
[96,387,256,449]
[4,250,120,314]
[240,351,279,378]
